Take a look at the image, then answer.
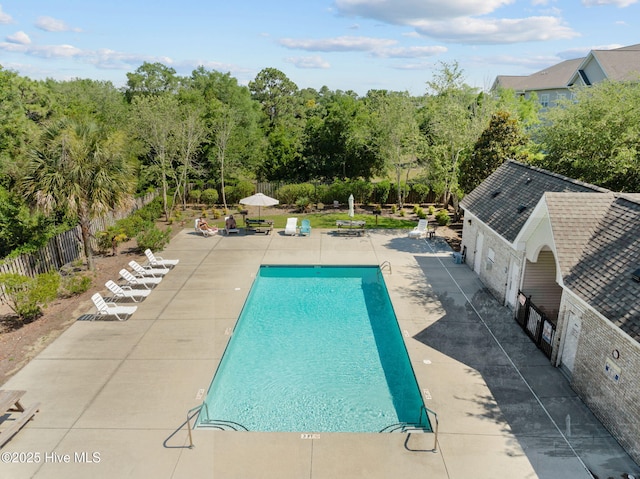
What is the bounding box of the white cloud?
[35,16,82,32]
[334,0,514,23]
[29,44,84,58]
[279,34,447,60]
[582,0,637,6]
[0,5,13,24]
[6,31,31,45]
[412,16,579,43]
[279,36,396,52]
[372,45,447,58]
[285,56,331,69]
[556,44,623,59]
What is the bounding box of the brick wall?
[571,308,640,464]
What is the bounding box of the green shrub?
[372,180,391,205]
[96,226,128,255]
[435,209,451,226]
[136,225,171,252]
[189,189,202,205]
[136,196,164,222]
[428,205,436,215]
[0,271,60,321]
[202,188,219,206]
[59,273,93,297]
[295,196,311,212]
[234,181,255,201]
[117,215,153,238]
[277,183,315,205]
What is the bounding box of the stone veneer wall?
[570,307,640,464]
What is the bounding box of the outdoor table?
[334,220,366,236]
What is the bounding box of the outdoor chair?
[284,217,298,236]
[119,269,162,289]
[299,219,312,236]
[144,249,179,268]
[408,219,428,239]
[91,293,137,321]
[129,260,170,278]
[195,218,218,237]
[105,280,151,302]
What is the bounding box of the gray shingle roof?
[563,195,640,341]
[493,58,583,91]
[460,161,605,243]
[462,162,640,342]
[545,192,614,278]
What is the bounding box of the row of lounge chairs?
[90,249,179,321]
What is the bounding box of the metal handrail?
[422,406,439,451]
[186,404,203,449]
[380,261,392,274]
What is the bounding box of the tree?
[211,103,236,210]
[0,68,53,186]
[533,81,640,191]
[249,67,300,129]
[186,67,263,187]
[125,62,181,102]
[21,117,135,270]
[172,104,206,212]
[131,94,179,220]
[421,62,493,210]
[367,90,422,207]
[459,110,529,193]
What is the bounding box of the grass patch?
[221,213,416,229]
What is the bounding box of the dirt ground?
[0,210,461,383]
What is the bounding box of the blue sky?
[1,0,638,95]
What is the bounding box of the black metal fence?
[515,291,556,358]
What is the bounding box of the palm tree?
[21,117,135,270]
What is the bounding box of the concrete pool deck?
[1,228,639,479]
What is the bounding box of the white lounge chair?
[129,260,170,278]
[105,280,151,302]
[119,269,162,289]
[195,218,217,237]
[284,217,298,236]
[408,219,428,239]
[91,293,137,321]
[144,249,179,268]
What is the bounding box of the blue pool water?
[198,265,429,433]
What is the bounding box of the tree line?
[2,60,640,262]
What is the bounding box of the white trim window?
[540,93,550,108]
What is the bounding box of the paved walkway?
[1,228,638,478]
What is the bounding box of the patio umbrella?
[240,192,279,220]
[348,194,355,218]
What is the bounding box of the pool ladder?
[185,403,249,448]
[379,406,439,452]
[380,261,392,274]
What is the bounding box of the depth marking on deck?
[195,388,205,400]
[423,388,432,400]
[403,330,410,337]
[225,327,233,335]
[301,433,320,439]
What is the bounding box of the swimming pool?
[198,265,430,433]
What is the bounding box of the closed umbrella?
[348,194,355,218]
[239,193,279,220]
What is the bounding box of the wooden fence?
[0,191,157,279]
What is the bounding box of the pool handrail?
[379,405,439,452]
